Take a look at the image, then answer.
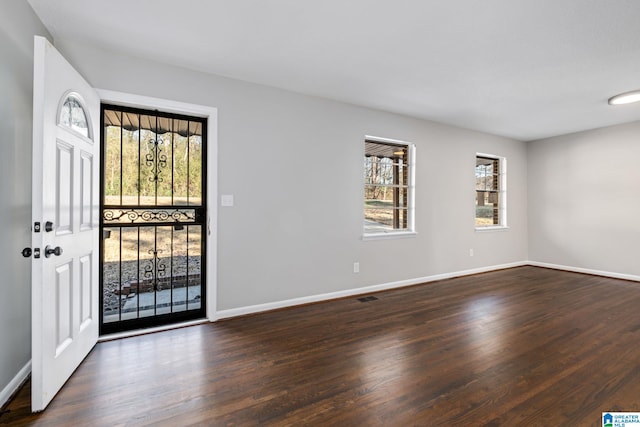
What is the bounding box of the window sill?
[362,231,417,241]
[475,226,509,232]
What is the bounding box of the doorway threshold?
[98,318,210,342]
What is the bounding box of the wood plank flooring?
[2,266,640,426]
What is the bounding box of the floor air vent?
[357,296,379,302]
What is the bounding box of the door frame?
[97,89,218,325]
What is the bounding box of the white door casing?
[31,36,100,412]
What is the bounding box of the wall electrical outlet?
[353,262,360,273]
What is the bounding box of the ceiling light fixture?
[608,90,640,105]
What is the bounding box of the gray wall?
[0,0,50,403]
[0,9,529,399]
[57,39,528,311]
[528,121,640,277]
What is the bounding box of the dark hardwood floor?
[2,266,640,426]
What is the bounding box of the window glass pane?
[475,155,502,226]
[476,192,499,226]
[365,208,394,230]
[364,139,412,234]
[364,208,409,232]
[59,94,90,138]
[476,158,498,191]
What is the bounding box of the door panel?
[54,262,72,355]
[79,253,93,328]
[31,36,100,412]
[80,151,94,231]
[55,140,73,234]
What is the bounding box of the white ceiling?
[28,0,640,141]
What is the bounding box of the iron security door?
[100,104,207,334]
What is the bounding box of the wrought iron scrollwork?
[145,138,168,183]
[144,249,166,291]
[103,208,196,223]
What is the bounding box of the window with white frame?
[475,154,506,228]
[364,138,414,235]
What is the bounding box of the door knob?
[21,247,32,258]
[44,245,63,258]
[45,221,54,232]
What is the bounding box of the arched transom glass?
[58,93,91,139]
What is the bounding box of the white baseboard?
[527,261,640,282]
[216,261,527,320]
[0,360,30,409]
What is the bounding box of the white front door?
[31,36,100,412]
